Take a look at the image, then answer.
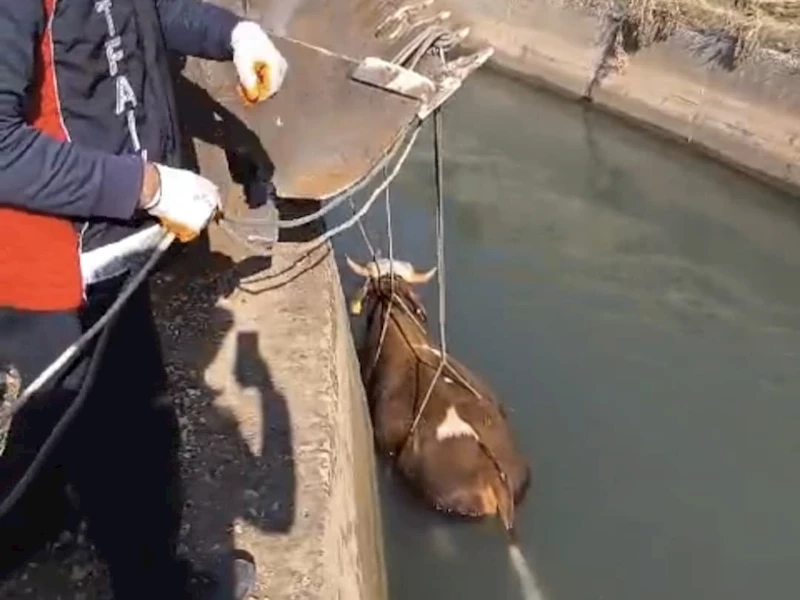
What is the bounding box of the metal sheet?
[197,38,422,201]
[190,0,491,202]
[250,0,448,60]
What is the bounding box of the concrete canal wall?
[443,0,800,194]
[144,0,391,597]
[178,81,389,600]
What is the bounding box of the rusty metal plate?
[249,0,449,60]
[196,37,422,201]
[187,0,491,203]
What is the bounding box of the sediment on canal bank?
[444,0,800,193]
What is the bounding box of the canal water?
[332,69,800,600]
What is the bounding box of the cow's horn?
[408,266,438,284]
[345,255,371,279]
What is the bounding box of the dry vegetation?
[576,0,800,96]
[589,0,799,56]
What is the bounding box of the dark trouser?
[0,276,187,598]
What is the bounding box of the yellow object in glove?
[141,164,222,243]
[231,21,288,105]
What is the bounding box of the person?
[0,1,288,598]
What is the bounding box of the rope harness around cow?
[352,107,518,532]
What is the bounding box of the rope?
[371,110,516,521]
[349,108,516,523]
[352,195,380,260]
[404,106,447,440]
[221,124,422,258]
[366,166,398,385]
[1,124,420,510]
[10,231,176,414]
[3,120,422,508]
[222,18,450,235]
[0,293,119,517]
[218,119,413,234]
[385,165,394,273]
[0,230,176,516]
[295,125,421,252]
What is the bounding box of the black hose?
[0,297,119,519]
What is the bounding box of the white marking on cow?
[443,376,454,384]
[435,406,478,441]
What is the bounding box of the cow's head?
[345,256,437,324]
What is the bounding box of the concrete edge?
[321,250,389,600]
[445,0,800,195]
[182,26,389,588]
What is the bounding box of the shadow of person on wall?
[153,65,328,599]
[149,277,298,600]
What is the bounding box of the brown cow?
[346,256,531,537]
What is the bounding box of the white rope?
[366,165,397,384]
[288,124,422,254]
[352,195,380,260]
[405,107,447,438]
[433,110,447,360]
[385,164,396,287]
[221,124,422,259]
[0,229,176,515]
[2,125,419,506]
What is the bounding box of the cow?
[346,256,531,538]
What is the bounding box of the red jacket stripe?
[0,0,82,312]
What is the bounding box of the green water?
[333,69,800,600]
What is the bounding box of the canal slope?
[444,0,800,194]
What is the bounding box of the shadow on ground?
[0,67,327,599]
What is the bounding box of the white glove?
[231,21,288,104]
[143,164,221,243]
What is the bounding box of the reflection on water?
[332,69,800,600]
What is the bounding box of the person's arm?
[0,3,146,221]
[155,0,243,61]
[156,1,288,105]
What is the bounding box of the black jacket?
[0,0,242,255]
